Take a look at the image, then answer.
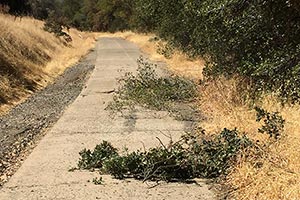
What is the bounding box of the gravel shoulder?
[0,49,96,186]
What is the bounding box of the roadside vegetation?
[31,0,300,102]
[78,129,252,182]
[78,54,289,199]
[117,33,300,199]
[1,0,300,199]
[106,57,198,120]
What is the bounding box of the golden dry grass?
[199,80,300,199]
[193,70,300,199]
[0,13,96,114]
[116,31,300,199]
[224,102,300,200]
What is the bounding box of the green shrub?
[135,0,300,103]
[255,107,285,139]
[78,141,118,170]
[92,177,104,185]
[78,129,252,181]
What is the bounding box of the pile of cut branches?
[78,129,252,181]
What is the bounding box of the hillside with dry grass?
[116,32,300,199]
[0,13,96,114]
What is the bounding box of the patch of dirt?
[0,49,96,186]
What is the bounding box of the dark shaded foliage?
[50,0,135,32]
[148,0,300,102]
[0,0,31,15]
[29,0,59,19]
[255,107,285,139]
[45,0,300,102]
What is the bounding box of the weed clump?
[78,129,252,181]
[78,141,118,170]
[107,57,197,114]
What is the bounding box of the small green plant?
[92,177,104,185]
[107,57,197,114]
[157,41,175,59]
[78,141,118,170]
[78,129,252,181]
[255,107,285,139]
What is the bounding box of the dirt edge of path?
[0,49,97,187]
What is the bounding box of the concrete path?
[0,38,215,200]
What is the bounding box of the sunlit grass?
[0,13,96,114]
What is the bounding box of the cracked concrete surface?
[0,38,215,200]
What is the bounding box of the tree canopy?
[0,0,31,15]
[1,0,300,102]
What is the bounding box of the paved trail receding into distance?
[0,38,215,200]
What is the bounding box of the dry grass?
[44,29,96,76]
[99,31,204,80]
[115,31,300,199]
[2,19,298,197]
[224,102,300,200]
[0,13,96,114]
[199,79,300,199]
